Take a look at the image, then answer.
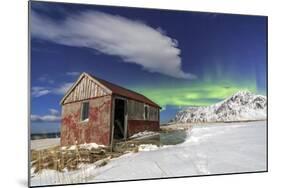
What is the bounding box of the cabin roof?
[61,72,161,108]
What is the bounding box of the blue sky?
[30,1,267,133]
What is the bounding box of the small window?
[81,102,89,121]
[144,105,149,120]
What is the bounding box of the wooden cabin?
[60,72,161,146]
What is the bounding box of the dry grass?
[113,138,159,153]
[31,138,160,174]
[160,124,192,132]
[31,145,124,174]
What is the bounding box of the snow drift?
[30,121,267,186]
[171,90,267,123]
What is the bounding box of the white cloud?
[31,10,196,79]
[31,114,61,122]
[32,82,73,97]
[49,108,59,115]
[31,108,61,122]
[53,82,73,95]
[38,74,54,84]
[66,72,80,76]
[31,87,51,97]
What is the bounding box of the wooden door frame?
[110,96,128,149]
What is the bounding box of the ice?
[138,144,159,151]
[130,131,159,140]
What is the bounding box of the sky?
[30,1,267,133]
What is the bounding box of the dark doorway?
[113,98,126,139]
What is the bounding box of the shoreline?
[161,119,267,131]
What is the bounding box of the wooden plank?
[69,92,73,102]
[81,78,85,99]
[88,80,91,98]
[93,82,96,96]
[88,79,92,98]
[74,84,78,101]
[110,96,115,151]
[82,78,85,99]
[89,80,93,98]
[86,78,89,98]
[75,80,79,101]
[85,77,89,99]
[77,80,82,100]
[94,83,97,97]
[97,86,101,96]
[124,100,128,139]
[91,81,94,98]
[71,92,74,102]
[83,77,87,99]
[63,74,118,104]
[73,82,77,101]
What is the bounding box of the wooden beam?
[110,95,115,152]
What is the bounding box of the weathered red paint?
[60,95,111,146]
[127,120,160,137]
[60,73,162,146]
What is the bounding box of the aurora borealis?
[134,81,257,107]
[30,2,267,128]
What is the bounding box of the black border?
[28,1,268,187]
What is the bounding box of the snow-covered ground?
[30,121,267,186]
[31,138,60,150]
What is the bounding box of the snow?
[31,139,106,151]
[138,144,159,151]
[60,143,106,150]
[30,121,267,186]
[171,90,267,123]
[79,143,106,150]
[67,145,77,150]
[31,138,60,150]
[81,118,89,122]
[130,130,159,140]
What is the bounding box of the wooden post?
[124,99,128,140]
[110,96,115,152]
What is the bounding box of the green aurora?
[133,80,259,107]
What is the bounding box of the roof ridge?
[87,73,160,108]
[93,75,147,96]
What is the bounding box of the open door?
[113,98,127,140]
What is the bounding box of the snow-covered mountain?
[170,91,267,123]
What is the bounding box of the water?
[31,122,60,134]
[160,130,188,146]
[30,122,188,145]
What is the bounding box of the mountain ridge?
[170,90,267,123]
